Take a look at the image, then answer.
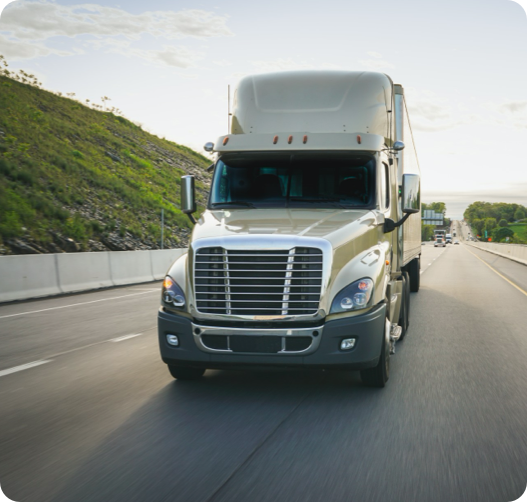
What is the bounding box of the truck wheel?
[168,365,205,380]
[360,319,390,388]
[398,271,410,341]
[408,257,420,293]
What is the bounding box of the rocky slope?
[0,74,212,255]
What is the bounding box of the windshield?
[209,152,375,209]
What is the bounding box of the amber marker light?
[288,135,293,144]
[358,281,370,291]
[223,137,229,145]
[163,277,174,289]
[303,135,308,144]
[386,260,390,266]
[357,135,362,144]
[273,135,279,144]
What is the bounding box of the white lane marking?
[110,333,142,342]
[0,360,52,378]
[0,290,159,320]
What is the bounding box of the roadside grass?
[0,74,210,250]
[509,223,527,243]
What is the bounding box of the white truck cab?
[158,71,421,388]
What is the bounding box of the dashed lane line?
[0,290,159,320]
[0,326,156,378]
[110,333,143,342]
[0,360,52,378]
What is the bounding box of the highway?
[1,235,527,502]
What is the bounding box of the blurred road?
[1,239,526,502]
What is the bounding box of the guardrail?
[465,241,527,266]
[0,248,187,303]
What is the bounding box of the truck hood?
[192,208,377,247]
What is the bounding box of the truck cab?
[158,71,421,388]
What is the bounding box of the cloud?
[250,58,343,73]
[0,32,74,58]
[134,46,204,69]
[0,1,233,41]
[83,37,203,68]
[0,0,233,64]
[358,51,394,71]
[405,88,481,132]
[499,101,527,114]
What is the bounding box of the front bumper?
[158,303,386,371]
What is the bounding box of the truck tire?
[398,271,410,341]
[360,318,390,388]
[408,257,420,293]
[168,365,205,380]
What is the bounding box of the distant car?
[454,240,460,245]
[434,238,446,247]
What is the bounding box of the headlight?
[329,278,374,314]
[162,276,186,309]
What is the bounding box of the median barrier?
[151,249,187,280]
[110,250,154,286]
[0,248,189,303]
[0,254,61,302]
[56,251,113,293]
[466,241,527,266]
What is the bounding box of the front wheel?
[360,319,390,388]
[168,365,205,381]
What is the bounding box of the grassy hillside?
[0,73,212,255]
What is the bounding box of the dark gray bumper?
[158,303,386,371]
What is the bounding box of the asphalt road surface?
[1,240,526,502]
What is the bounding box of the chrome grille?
[195,247,323,316]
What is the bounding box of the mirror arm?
[186,214,196,225]
[384,211,417,233]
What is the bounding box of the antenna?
[227,84,230,133]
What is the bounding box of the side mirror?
[204,142,214,152]
[384,173,420,233]
[402,173,420,214]
[181,175,197,224]
[392,141,405,152]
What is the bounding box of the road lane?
[1,244,526,502]
[0,283,161,371]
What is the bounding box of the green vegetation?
[421,202,449,241]
[464,201,527,243]
[0,56,211,253]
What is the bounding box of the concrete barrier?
[56,251,113,294]
[0,248,188,303]
[151,249,187,280]
[466,241,527,266]
[110,250,154,286]
[0,254,62,302]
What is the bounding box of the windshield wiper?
[211,201,256,208]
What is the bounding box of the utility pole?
[161,208,164,249]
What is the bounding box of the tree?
[492,227,514,242]
[499,219,508,228]
[421,223,435,241]
[514,208,526,221]
[485,218,497,233]
[472,218,485,236]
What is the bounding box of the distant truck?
[159,71,421,388]
[445,233,452,244]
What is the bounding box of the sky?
[0,0,526,219]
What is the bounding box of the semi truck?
[158,70,421,387]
